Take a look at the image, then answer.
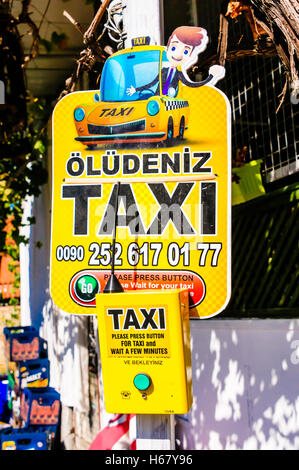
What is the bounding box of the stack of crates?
[0,326,61,450]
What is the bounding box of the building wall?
[177,319,299,450]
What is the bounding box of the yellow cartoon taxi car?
[73,38,189,148]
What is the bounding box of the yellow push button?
[133,373,151,391]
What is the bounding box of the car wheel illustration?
[179,116,185,140]
[87,144,97,150]
[166,117,174,146]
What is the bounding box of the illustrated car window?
[161,51,178,98]
[101,50,161,102]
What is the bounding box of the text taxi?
[73,37,189,148]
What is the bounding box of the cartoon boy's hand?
[126,85,136,96]
[208,65,226,85]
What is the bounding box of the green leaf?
[40,38,53,52]
[34,140,46,153]
[0,92,51,304]
[51,32,68,45]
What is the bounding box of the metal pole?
[136,415,175,450]
[123,0,164,47]
[111,181,121,276]
[122,0,174,451]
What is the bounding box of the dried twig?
[217,0,299,107]
[63,10,85,36]
[84,0,113,42]
[17,0,40,63]
[57,1,113,102]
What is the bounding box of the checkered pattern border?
[164,100,189,111]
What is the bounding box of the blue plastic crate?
[0,426,48,450]
[4,326,38,337]
[20,387,60,427]
[4,326,48,362]
[18,359,50,389]
[0,378,11,423]
[0,378,7,414]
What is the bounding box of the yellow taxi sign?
[96,289,192,414]
[50,43,231,319]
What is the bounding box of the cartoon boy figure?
[127,26,225,98]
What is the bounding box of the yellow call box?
[96,289,192,414]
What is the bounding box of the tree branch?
[17,0,40,62]
[84,0,113,42]
[57,1,114,102]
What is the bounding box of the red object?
[0,255,19,299]
[0,217,19,299]
[89,414,136,450]
[70,269,205,308]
